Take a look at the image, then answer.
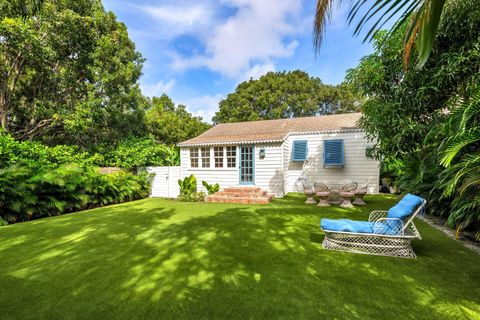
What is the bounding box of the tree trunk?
[0,94,8,132]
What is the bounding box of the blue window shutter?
[324,140,344,167]
[292,140,308,161]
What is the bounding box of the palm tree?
[313,0,447,68]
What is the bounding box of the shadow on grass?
[0,195,479,319]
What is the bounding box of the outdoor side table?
[339,191,355,208]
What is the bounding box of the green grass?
[1,194,479,320]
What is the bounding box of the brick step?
[205,196,271,204]
[223,187,261,193]
[214,191,268,198]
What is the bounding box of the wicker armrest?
[373,218,404,236]
[368,210,388,222]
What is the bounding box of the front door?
[239,145,255,185]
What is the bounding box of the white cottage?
[178,113,379,202]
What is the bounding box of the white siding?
[254,143,284,197]
[180,147,238,194]
[285,131,380,193]
[180,143,284,197]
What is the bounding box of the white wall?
[180,147,238,194]
[284,131,380,193]
[254,143,284,197]
[180,143,284,197]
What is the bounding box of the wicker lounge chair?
[320,194,426,258]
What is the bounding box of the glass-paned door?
[239,146,254,185]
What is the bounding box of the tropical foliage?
[0,163,153,223]
[346,0,480,239]
[178,175,205,202]
[314,0,447,68]
[212,70,360,124]
[202,181,220,195]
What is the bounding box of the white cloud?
[241,62,276,81]
[141,79,176,97]
[171,0,304,78]
[177,94,223,123]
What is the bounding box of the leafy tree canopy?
[0,0,147,146]
[146,94,211,145]
[212,70,360,124]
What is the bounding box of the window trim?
[190,148,199,168]
[201,147,211,168]
[226,145,237,168]
[214,146,224,168]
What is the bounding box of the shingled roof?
[178,113,362,146]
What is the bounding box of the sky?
[102,0,374,122]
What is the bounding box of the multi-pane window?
[190,148,199,168]
[226,146,236,168]
[201,147,210,168]
[214,147,224,168]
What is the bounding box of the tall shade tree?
[212,70,361,124]
[314,0,447,68]
[146,94,211,145]
[0,0,147,146]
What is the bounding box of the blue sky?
[102,0,374,122]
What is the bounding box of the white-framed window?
[214,146,224,168]
[226,146,236,168]
[201,147,210,168]
[190,148,199,168]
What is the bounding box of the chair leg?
[317,196,330,207]
[353,196,366,205]
[305,196,317,204]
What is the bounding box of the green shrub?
[0,132,91,168]
[0,217,8,227]
[92,136,180,169]
[0,162,153,223]
[202,181,220,195]
[178,175,204,202]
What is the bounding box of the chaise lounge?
[320,194,426,258]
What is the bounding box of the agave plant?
[314,0,447,68]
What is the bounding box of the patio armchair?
[320,194,426,258]
[353,183,369,205]
[298,178,317,204]
[314,183,331,207]
[339,182,358,208]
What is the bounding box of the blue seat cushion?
[321,218,374,233]
[387,193,424,220]
[321,218,403,235]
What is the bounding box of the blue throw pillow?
[387,193,424,220]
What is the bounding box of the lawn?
[0,194,479,320]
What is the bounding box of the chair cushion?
[387,193,424,220]
[321,219,374,233]
[321,218,403,235]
